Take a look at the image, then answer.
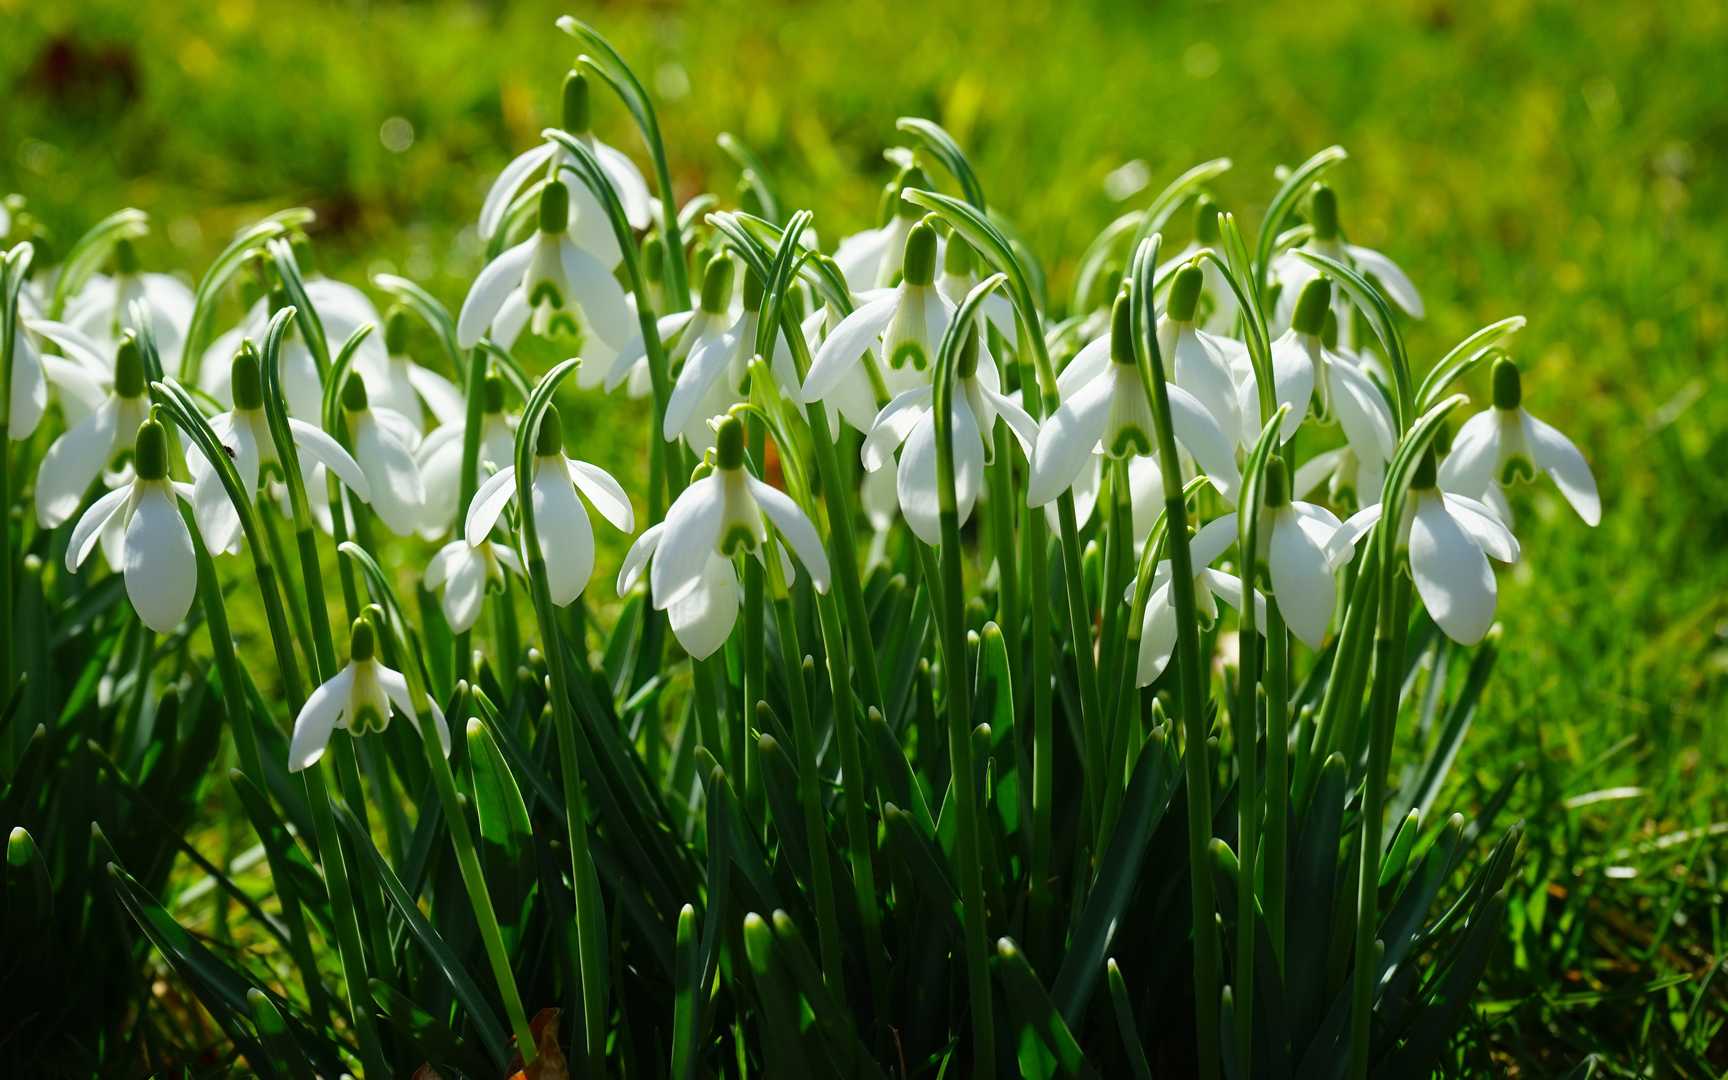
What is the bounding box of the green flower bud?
[1320,307,1340,350]
[562,70,591,134]
[641,233,666,285]
[539,180,570,234]
[1168,263,1205,323]
[114,334,145,398]
[232,343,264,410]
[384,305,411,355]
[1109,290,1135,367]
[134,418,169,481]
[943,232,974,278]
[714,413,745,470]
[700,256,735,314]
[957,324,980,379]
[1491,357,1522,411]
[1262,457,1290,508]
[349,617,376,662]
[1411,447,1438,490]
[113,237,141,276]
[535,405,564,456]
[342,373,369,412]
[893,165,931,220]
[1292,277,1332,337]
[742,267,764,314]
[483,372,505,413]
[1194,196,1221,244]
[1309,183,1339,241]
[901,218,939,287]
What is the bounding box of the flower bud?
[232,343,264,410]
[1309,184,1339,241]
[901,218,939,287]
[342,372,369,412]
[1262,456,1290,508]
[134,418,169,481]
[700,256,735,314]
[1109,290,1135,367]
[714,413,745,470]
[535,405,565,457]
[1411,447,1438,490]
[1491,357,1522,411]
[1292,277,1332,337]
[113,237,141,276]
[114,333,145,398]
[742,267,764,314]
[482,372,506,413]
[1168,263,1205,323]
[641,233,666,286]
[538,180,570,234]
[384,305,411,355]
[943,232,974,278]
[562,70,591,134]
[349,617,377,662]
[893,165,931,220]
[957,325,980,379]
[1194,196,1221,244]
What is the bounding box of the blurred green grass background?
[5,0,1726,1069]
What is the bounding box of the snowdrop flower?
[862,326,1037,545]
[1155,197,1239,334]
[621,417,825,657]
[457,180,632,364]
[804,218,952,424]
[1201,459,1351,649]
[663,260,766,451]
[606,255,735,398]
[1336,452,1520,645]
[1160,263,1244,439]
[64,240,194,376]
[477,71,652,270]
[834,165,933,291]
[288,617,451,772]
[7,313,113,440]
[1294,443,1387,510]
[935,236,1017,345]
[65,418,198,634]
[1440,358,1599,527]
[1133,515,1266,685]
[1027,292,1240,508]
[463,405,633,606]
[425,537,522,633]
[340,374,425,536]
[351,307,464,433]
[416,373,516,537]
[186,346,371,554]
[1273,184,1423,345]
[1247,278,1396,466]
[34,334,151,528]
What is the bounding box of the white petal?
[979,384,1039,457]
[560,241,633,348]
[595,141,653,229]
[668,554,741,660]
[567,458,635,532]
[1172,324,1241,438]
[442,550,487,632]
[1409,494,1496,645]
[1190,513,1239,568]
[895,411,944,546]
[1167,383,1242,500]
[1135,582,1178,687]
[8,330,47,438]
[1027,369,1114,507]
[425,540,465,589]
[1438,409,1499,497]
[464,464,519,546]
[36,397,120,527]
[748,475,831,593]
[1203,569,1268,627]
[1346,244,1425,318]
[607,310,694,392]
[861,387,933,471]
[66,484,133,572]
[664,327,738,442]
[1269,510,1337,649]
[353,415,425,535]
[1523,411,1599,526]
[404,364,466,427]
[1265,331,1317,442]
[289,418,371,501]
[1328,354,1397,462]
[617,521,664,595]
[532,462,595,605]
[479,141,558,240]
[123,486,197,633]
[1441,493,1520,563]
[457,239,534,348]
[1057,334,1112,401]
[651,475,725,608]
[1335,503,1383,556]
[833,227,891,292]
[803,294,896,405]
[289,666,355,771]
[378,665,452,758]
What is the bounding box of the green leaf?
[995,936,1097,1079]
[370,978,493,1079]
[466,716,533,858]
[247,988,316,1080]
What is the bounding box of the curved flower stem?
[452,345,490,680]
[0,249,23,692]
[1264,600,1292,964]
[1096,456,1136,841]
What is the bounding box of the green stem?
[1265,602,1291,966]
[1234,572,1260,1073]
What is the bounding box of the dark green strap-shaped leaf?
[48,207,148,317]
[247,988,316,1080]
[183,208,313,384]
[995,936,1098,1079]
[467,716,533,858]
[770,910,888,1079]
[1288,753,1348,1041]
[373,272,464,378]
[1106,959,1154,1080]
[370,978,493,1079]
[1416,316,1525,412]
[1253,146,1346,295]
[670,904,702,1080]
[896,116,987,209]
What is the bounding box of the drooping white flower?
[1154,197,1239,335]
[861,326,1036,545]
[834,165,936,291]
[64,418,198,634]
[804,218,954,426]
[1027,292,1240,508]
[350,307,464,434]
[1133,514,1266,685]
[464,404,633,606]
[477,71,652,271]
[34,334,151,528]
[63,239,194,376]
[288,618,451,772]
[618,519,775,661]
[605,255,736,398]
[7,314,112,440]
[185,346,371,554]
[1272,184,1423,348]
[1202,459,1353,649]
[1440,358,1599,527]
[457,180,632,366]
[1159,262,1244,440]
[415,373,517,538]
[1336,453,1521,645]
[335,374,425,536]
[425,537,522,633]
[1244,277,1397,464]
[1293,443,1387,510]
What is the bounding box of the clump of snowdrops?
[0,16,1598,1078]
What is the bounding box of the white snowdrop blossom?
[1160,262,1245,440]
[1440,358,1600,527]
[288,618,451,772]
[457,180,632,366]
[834,165,934,291]
[186,346,371,554]
[415,373,516,538]
[861,326,1037,545]
[339,374,426,536]
[620,417,826,659]
[605,255,736,398]
[1272,183,1424,347]
[1134,515,1267,686]
[477,71,652,271]
[804,218,953,426]
[662,259,774,451]
[1202,460,1352,649]
[64,418,198,634]
[1154,197,1239,334]
[64,240,194,376]
[1027,292,1240,508]
[34,334,150,528]
[425,537,522,633]
[1336,454,1521,645]
[463,405,634,606]
[351,307,464,433]
[8,313,112,441]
